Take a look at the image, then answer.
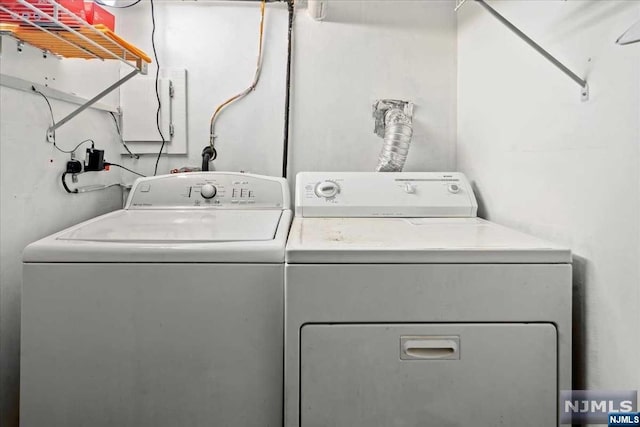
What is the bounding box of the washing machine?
[285,172,571,427]
[21,172,291,427]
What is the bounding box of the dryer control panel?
[295,172,478,217]
[126,172,290,210]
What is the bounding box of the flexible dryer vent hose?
[373,100,414,172]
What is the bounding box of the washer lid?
[23,209,292,263]
[285,217,571,264]
[58,210,282,243]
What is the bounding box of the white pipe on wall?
[307,0,326,21]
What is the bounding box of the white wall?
[114,1,289,179]
[457,0,640,397]
[114,0,459,183]
[0,38,124,426]
[289,0,458,181]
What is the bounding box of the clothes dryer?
[285,172,571,427]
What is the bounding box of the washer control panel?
[126,172,289,210]
[296,172,478,218]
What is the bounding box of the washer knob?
[315,181,340,198]
[448,183,460,194]
[201,184,217,199]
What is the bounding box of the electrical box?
[120,68,187,154]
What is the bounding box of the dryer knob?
[315,181,340,198]
[201,184,217,199]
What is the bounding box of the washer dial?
[201,184,217,199]
[315,181,340,198]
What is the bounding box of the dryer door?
[300,323,557,427]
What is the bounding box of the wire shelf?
[0,0,150,69]
[0,0,151,140]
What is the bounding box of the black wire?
[105,162,146,177]
[281,0,294,178]
[61,172,78,194]
[109,112,139,158]
[150,0,166,176]
[32,86,56,142]
[56,138,95,154]
[32,87,98,155]
[32,86,53,119]
[94,0,141,8]
[61,171,122,194]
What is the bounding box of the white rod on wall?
[460,0,589,101]
[616,20,640,45]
